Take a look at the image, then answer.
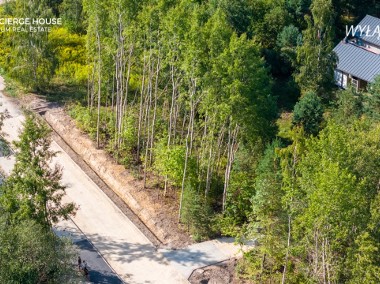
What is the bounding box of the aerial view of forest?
[0,0,380,283]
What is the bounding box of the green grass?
[1,67,86,104]
[41,83,87,104]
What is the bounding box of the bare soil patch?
[189,258,249,284]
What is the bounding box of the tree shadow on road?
[88,270,123,284]
[84,233,169,264]
[74,239,124,284]
[81,232,224,283]
[85,232,218,265]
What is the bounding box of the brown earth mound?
[189,258,248,284]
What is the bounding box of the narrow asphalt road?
[54,219,124,284]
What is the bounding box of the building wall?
[334,70,348,88]
[334,69,368,91]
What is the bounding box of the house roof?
[333,42,380,82]
[357,15,380,48]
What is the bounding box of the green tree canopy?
[0,217,77,284]
[295,0,336,97]
[292,91,324,135]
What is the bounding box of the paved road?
[51,140,188,284]
[0,76,251,283]
[55,219,123,284]
[0,76,189,284]
[160,238,252,279]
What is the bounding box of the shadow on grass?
[40,83,87,105]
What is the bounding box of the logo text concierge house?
[0,18,62,32]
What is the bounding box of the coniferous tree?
[292,91,324,135]
[0,115,76,226]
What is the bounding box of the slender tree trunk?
[168,64,177,146]
[96,28,102,149]
[314,229,319,277]
[205,115,218,196]
[197,114,208,193]
[90,59,96,111]
[178,105,192,221]
[115,15,127,150]
[120,45,133,147]
[282,214,292,284]
[143,49,154,188]
[222,122,239,211]
[188,78,197,157]
[149,55,160,165]
[180,106,187,140]
[214,124,226,176]
[322,236,327,284]
[87,61,92,110]
[137,52,147,160]
[114,54,120,150]
[173,100,179,142]
[205,138,213,197]
[164,63,178,196]
[164,64,178,196]
[325,237,331,284]
[179,79,196,221]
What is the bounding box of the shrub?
[292,91,323,135]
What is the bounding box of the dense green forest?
[1,0,380,282]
